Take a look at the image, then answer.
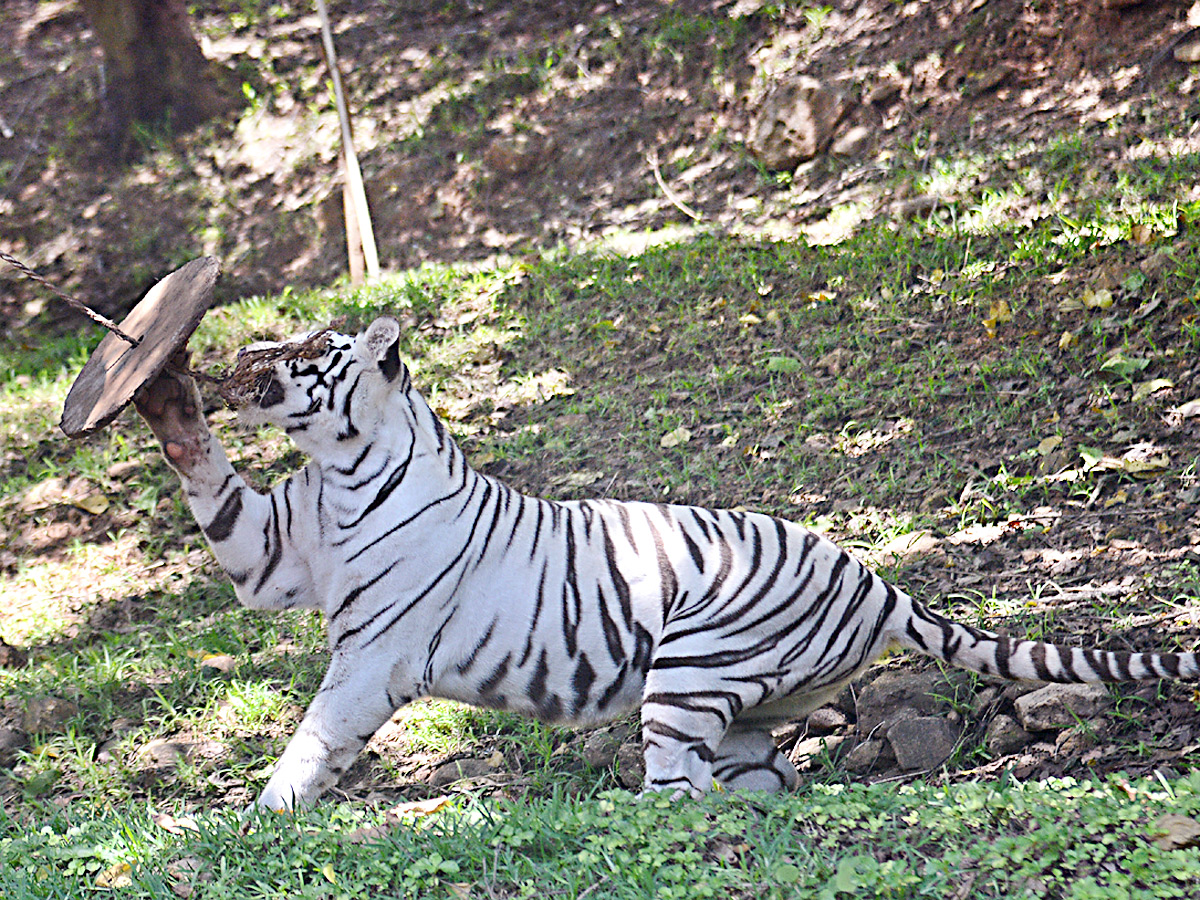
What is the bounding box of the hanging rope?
[1,251,141,346]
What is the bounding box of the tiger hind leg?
[712,727,798,792]
[639,688,730,798]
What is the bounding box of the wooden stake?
[315,0,379,283]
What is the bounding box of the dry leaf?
[1130,222,1155,245]
[152,811,200,835]
[74,493,110,515]
[1081,288,1114,310]
[486,750,505,768]
[1058,330,1076,349]
[549,470,603,488]
[1171,399,1200,418]
[660,426,692,448]
[982,300,1012,337]
[1132,378,1173,403]
[96,861,133,889]
[447,885,474,900]
[1037,435,1063,455]
[321,863,337,884]
[1153,813,1200,850]
[388,795,453,819]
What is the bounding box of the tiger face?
[235,317,409,452]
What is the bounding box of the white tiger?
[134,316,1200,810]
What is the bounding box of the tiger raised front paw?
[133,364,211,476]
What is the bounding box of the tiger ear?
[360,317,404,382]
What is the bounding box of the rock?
[428,756,496,788]
[746,76,855,170]
[887,716,962,772]
[855,670,972,737]
[482,132,549,177]
[1013,683,1112,731]
[1055,725,1098,756]
[1176,40,1200,64]
[136,738,190,770]
[0,638,27,669]
[580,730,623,770]
[806,706,849,733]
[984,714,1032,756]
[615,742,645,789]
[791,734,847,770]
[865,77,903,107]
[0,726,29,767]
[841,737,892,774]
[22,696,79,734]
[830,125,872,158]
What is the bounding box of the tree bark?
[79,0,238,156]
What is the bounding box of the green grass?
[4,774,1200,898]
[4,70,1200,897]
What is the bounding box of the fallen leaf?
[1079,445,1104,471]
[1171,399,1200,418]
[1132,378,1173,403]
[1153,813,1200,850]
[660,426,692,448]
[1058,330,1076,349]
[1037,435,1063,455]
[486,749,505,767]
[738,313,762,326]
[982,300,1012,337]
[1104,488,1128,508]
[152,811,200,835]
[387,796,453,819]
[1081,287,1114,309]
[1130,222,1155,245]
[549,470,604,488]
[321,863,337,884]
[74,492,110,515]
[96,862,133,889]
[447,884,473,900]
[1099,351,1148,379]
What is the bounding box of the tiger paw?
[134,367,211,475]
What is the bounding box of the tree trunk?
[79,0,238,156]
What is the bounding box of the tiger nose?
[258,379,285,408]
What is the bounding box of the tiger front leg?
[257,654,407,811]
[134,365,214,478]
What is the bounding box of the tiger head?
[234,316,411,452]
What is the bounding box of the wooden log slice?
[60,257,220,438]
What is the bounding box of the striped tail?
[898,600,1200,682]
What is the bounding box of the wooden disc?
[60,257,220,438]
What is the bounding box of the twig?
[648,148,703,222]
[0,251,140,345]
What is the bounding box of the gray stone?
[136,738,191,770]
[841,737,892,774]
[0,726,28,767]
[856,670,972,737]
[580,731,623,770]
[984,714,1032,757]
[746,77,855,170]
[22,696,79,734]
[615,742,645,789]
[428,757,494,788]
[1013,683,1113,731]
[806,706,849,733]
[887,716,962,772]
